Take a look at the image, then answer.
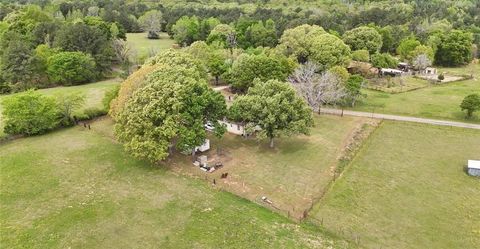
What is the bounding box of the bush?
[47,51,97,86]
[102,84,120,111]
[2,90,58,136]
[147,31,159,39]
[77,107,108,121]
[352,50,370,62]
[438,74,445,81]
[371,53,398,68]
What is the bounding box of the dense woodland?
[1,0,479,152]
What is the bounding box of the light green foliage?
[277,24,326,63]
[245,19,277,48]
[198,17,220,41]
[47,51,96,85]
[309,34,351,69]
[351,49,370,62]
[228,52,295,92]
[229,79,313,148]
[138,10,162,33]
[147,49,207,79]
[460,93,480,118]
[371,53,398,68]
[410,45,434,63]
[2,90,58,135]
[3,5,52,35]
[102,84,120,112]
[172,16,200,46]
[34,44,60,72]
[342,26,382,54]
[435,30,473,66]
[55,92,86,126]
[328,66,350,84]
[343,74,365,107]
[396,37,421,61]
[186,41,229,85]
[206,24,235,48]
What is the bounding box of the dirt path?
[320,108,480,130]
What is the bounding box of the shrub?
[77,107,107,121]
[2,90,58,136]
[102,84,120,111]
[47,51,97,86]
[371,53,398,68]
[352,50,370,62]
[438,74,445,81]
[460,94,480,118]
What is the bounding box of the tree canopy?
[342,26,382,54]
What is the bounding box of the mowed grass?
[126,32,175,59]
[0,118,351,249]
[353,63,480,122]
[172,115,377,219]
[0,78,121,138]
[309,121,480,249]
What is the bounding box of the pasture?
[353,63,480,122]
[172,115,379,220]
[309,121,480,249]
[0,118,350,249]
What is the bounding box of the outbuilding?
[467,160,480,177]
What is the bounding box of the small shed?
[422,67,437,75]
[195,139,210,152]
[467,160,480,177]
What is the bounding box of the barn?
[467,160,480,177]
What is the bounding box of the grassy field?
[0,118,350,249]
[353,63,480,122]
[126,32,175,60]
[172,115,378,220]
[309,121,480,249]
[366,76,430,93]
[0,79,121,138]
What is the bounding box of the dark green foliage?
[434,30,474,66]
[53,23,114,74]
[46,51,96,85]
[460,94,480,118]
[2,90,58,136]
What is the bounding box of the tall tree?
[138,10,162,37]
[435,30,473,66]
[229,79,313,148]
[342,26,383,54]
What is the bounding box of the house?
[195,139,210,152]
[467,160,480,177]
[422,67,437,75]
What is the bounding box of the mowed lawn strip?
[172,115,376,219]
[0,78,121,138]
[0,118,351,249]
[309,121,480,249]
[353,63,480,122]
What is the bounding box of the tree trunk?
[269,137,274,148]
[191,148,196,162]
[215,75,219,85]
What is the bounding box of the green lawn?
[0,79,121,138]
[172,115,377,220]
[126,32,175,61]
[352,63,480,122]
[309,121,480,249]
[0,118,350,248]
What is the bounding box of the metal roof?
[468,160,480,170]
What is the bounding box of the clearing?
[0,118,351,249]
[126,32,175,61]
[309,121,480,249]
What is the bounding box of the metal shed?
[467,160,480,177]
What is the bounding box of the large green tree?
[172,16,200,46]
[277,24,326,63]
[460,94,480,119]
[115,65,227,163]
[309,34,351,69]
[229,79,313,148]
[228,52,295,92]
[47,51,96,85]
[434,30,473,66]
[342,26,382,54]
